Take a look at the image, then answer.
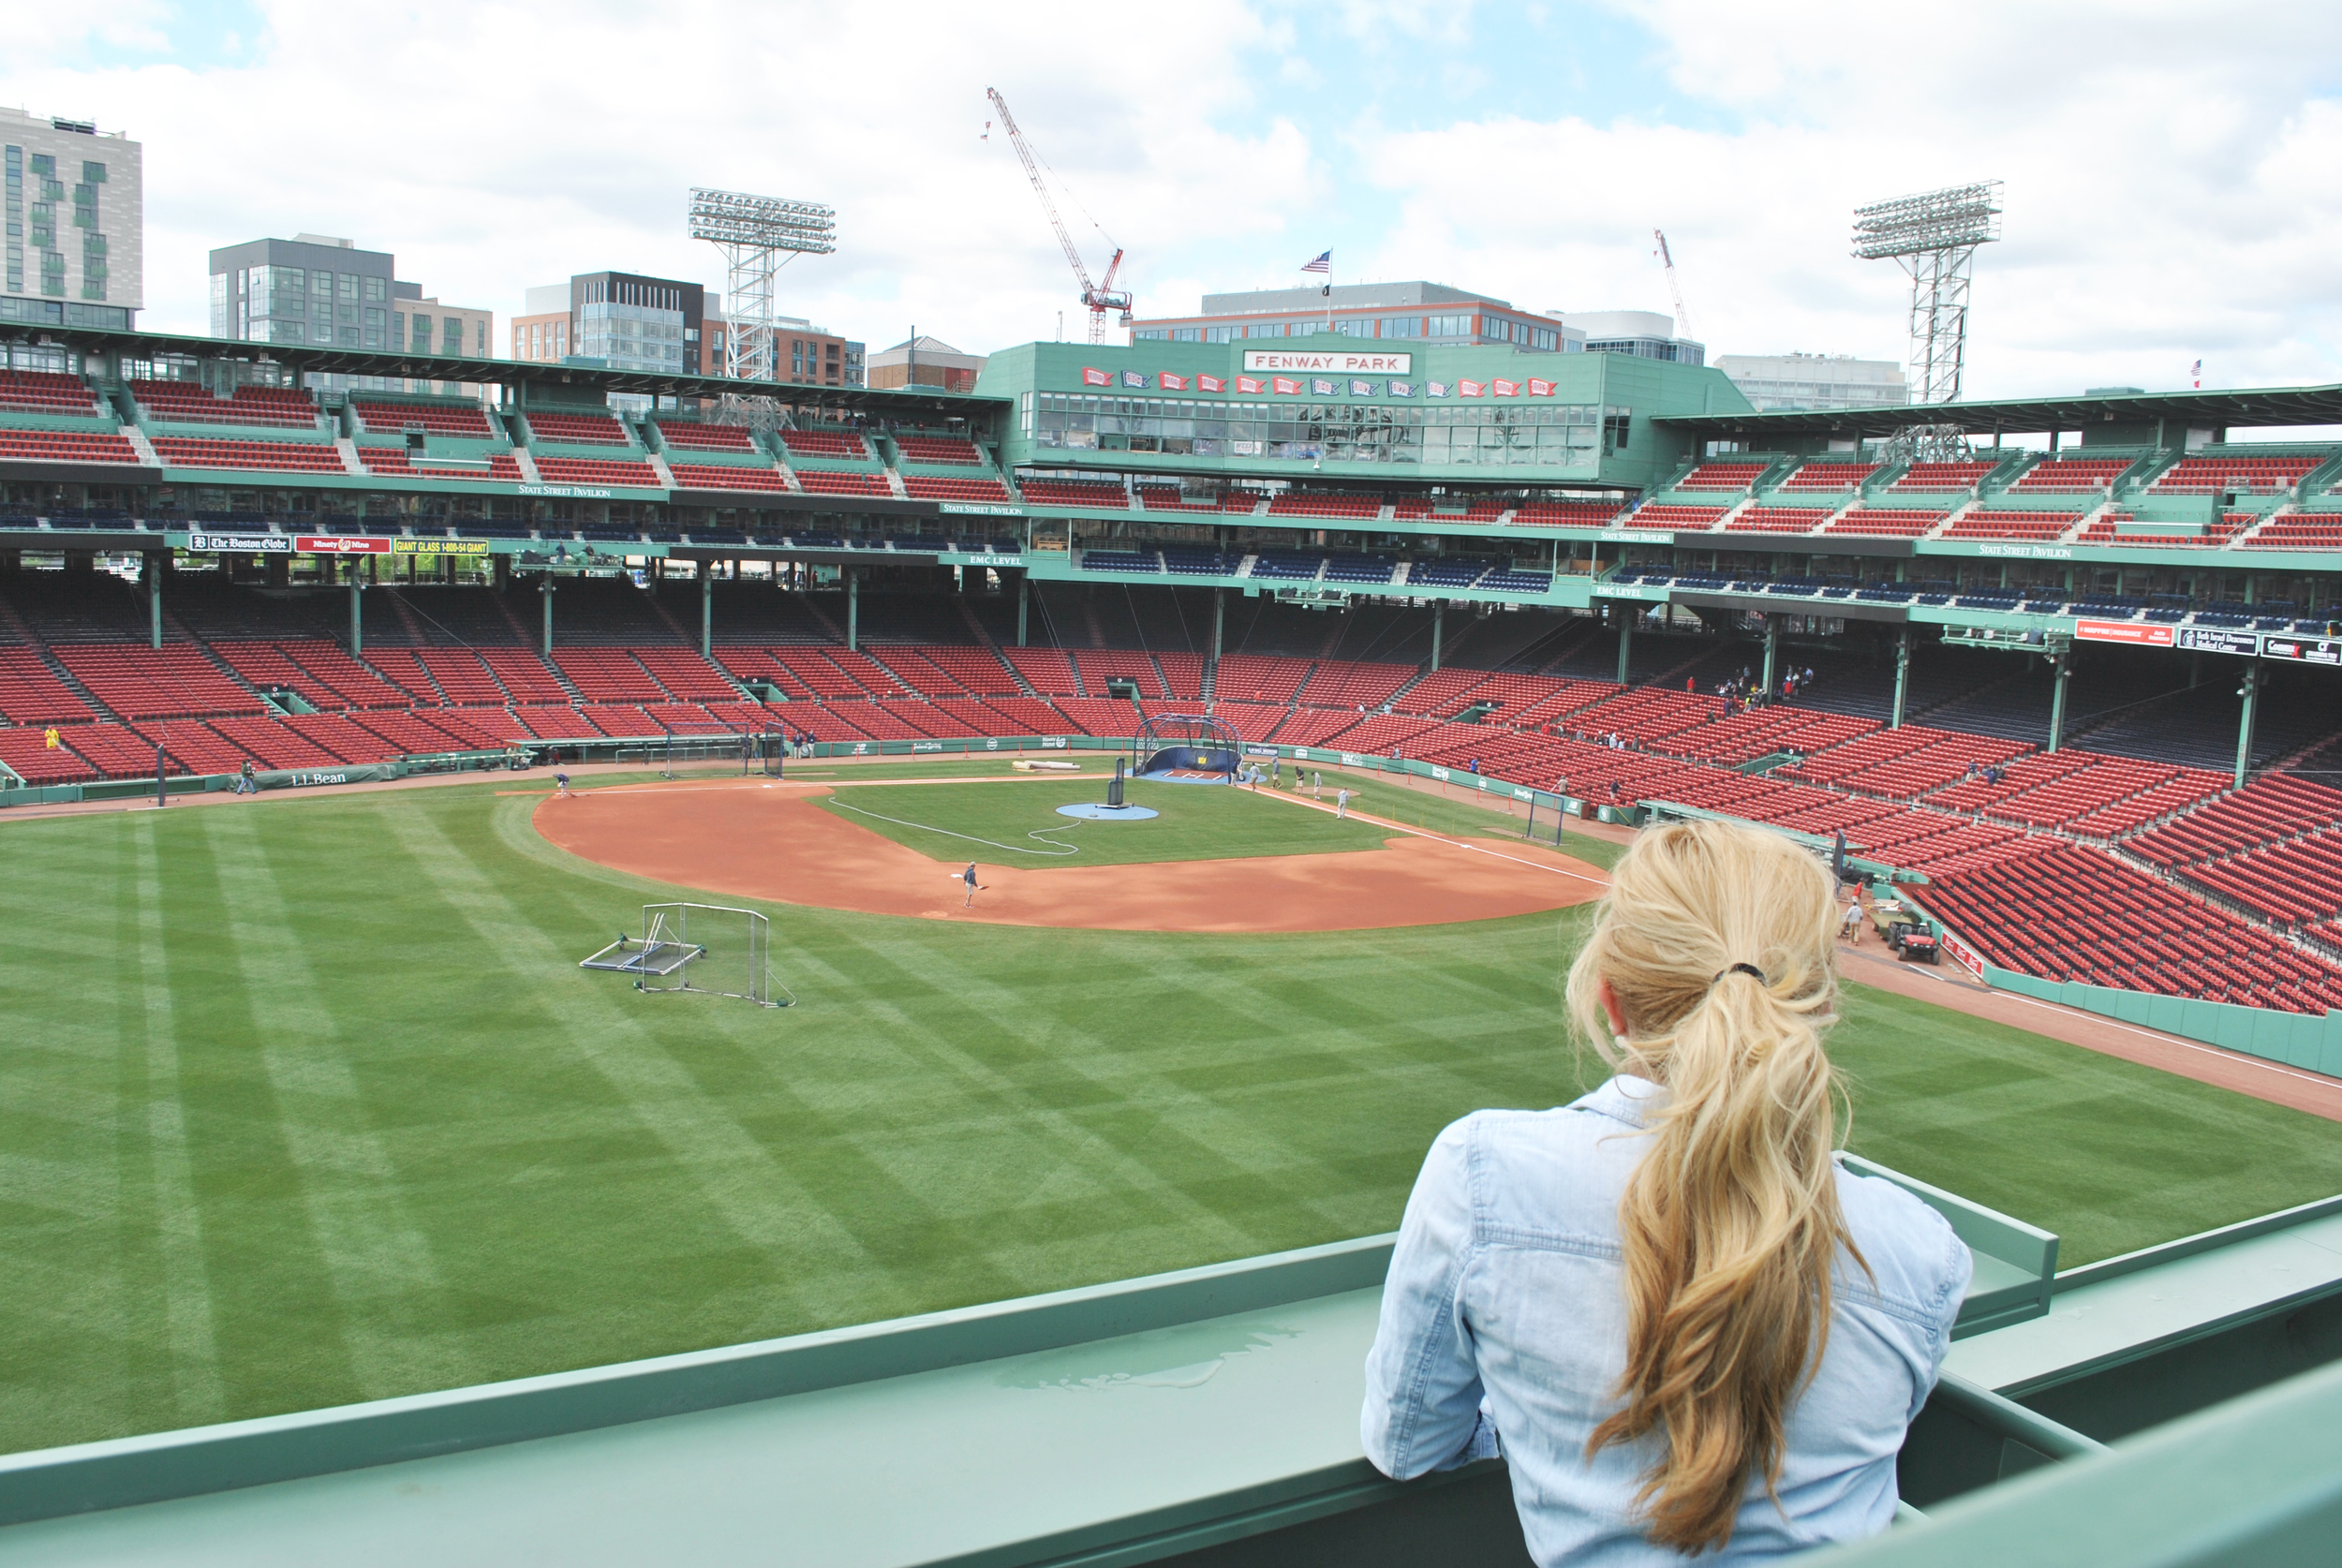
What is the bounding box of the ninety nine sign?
[2073,620,2176,647]
[189,531,289,554]
[1241,350,1412,375]
[296,535,392,555]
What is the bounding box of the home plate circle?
[1056,803,1160,821]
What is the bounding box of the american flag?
[1300,251,1331,274]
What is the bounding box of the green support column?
[1018,574,1030,648]
[1209,587,1223,663]
[348,567,363,658]
[847,571,858,653]
[1430,602,1445,673]
[1616,607,1634,685]
[540,572,554,658]
[1761,616,1779,694]
[1890,627,1910,729]
[146,553,163,650]
[700,566,713,661]
[2048,651,2071,752]
[2235,665,2260,789]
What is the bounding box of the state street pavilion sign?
[1240,350,1413,375]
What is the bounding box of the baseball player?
[962,862,985,908]
[1336,788,1351,820]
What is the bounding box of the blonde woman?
[1363,820,1968,1561]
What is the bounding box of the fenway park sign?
[1241,350,1412,375]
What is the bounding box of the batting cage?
[578,902,793,1007]
[1131,713,1241,781]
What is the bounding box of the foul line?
[1248,785,1611,889]
[827,797,1082,857]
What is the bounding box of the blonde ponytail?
[1564,820,1860,1554]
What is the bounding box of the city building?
[511,272,704,376]
[1715,350,1910,411]
[867,333,984,392]
[778,316,864,388]
[1132,282,1579,352]
[1,106,142,329]
[1546,310,1705,366]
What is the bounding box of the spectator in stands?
[1469,759,1481,775]
[1362,821,1968,1562]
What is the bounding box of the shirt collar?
[1574,1073,1668,1131]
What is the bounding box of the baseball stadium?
[0,310,2339,1562]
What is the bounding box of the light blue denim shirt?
[1362,1076,1971,1565]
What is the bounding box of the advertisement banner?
[2261,634,2342,665]
[392,538,492,556]
[2074,620,2175,646]
[1240,350,1413,374]
[190,532,290,554]
[256,763,403,791]
[1939,928,1987,981]
[2176,626,2260,657]
[296,534,392,555]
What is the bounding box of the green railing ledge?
[1807,1355,2342,1567]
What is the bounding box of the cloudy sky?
[11,0,2342,401]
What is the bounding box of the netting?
[1131,713,1241,778]
[660,720,747,778]
[578,902,792,1007]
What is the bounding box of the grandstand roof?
[1657,381,2342,437]
[0,322,1010,418]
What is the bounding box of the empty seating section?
[1138,485,1217,510]
[356,447,525,480]
[0,723,98,782]
[2151,454,2321,493]
[1004,647,1081,696]
[901,476,1011,501]
[555,651,666,703]
[1891,461,1995,492]
[0,647,96,722]
[1941,510,2079,541]
[1214,655,1312,704]
[778,429,870,461]
[534,456,660,488]
[1075,650,1165,698]
[2072,514,2229,547]
[0,370,105,416]
[1157,652,1205,700]
[1022,479,1129,509]
[672,464,788,491]
[2244,513,2342,550]
[1826,508,1943,537]
[524,412,630,446]
[894,436,982,464]
[2013,457,2132,492]
[2127,777,2342,927]
[1727,508,1831,534]
[632,649,741,701]
[351,401,496,438]
[1220,491,1267,512]
[655,421,757,452]
[1081,549,1159,574]
[1048,697,1140,736]
[1778,463,1878,491]
[0,429,143,466]
[134,380,318,428]
[50,645,264,719]
[794,468,893,496]
[1301,661,1416,711]
[479,650,568,703]
[1266,494,1382,519]
[1628,506,1728,529]
[154,436,344,473]
[1675,463,1768,490]
[1511,502,1624,527]
[1920,847,2342,1013]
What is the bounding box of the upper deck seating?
[1219,491,1267,512]
[2150,454,2322,493]
[1629,506,1728,529]
[794,468,893,497]
[350,401,496,439]
[133,380,319,429]
[1674,463,1769,491]
[1023,478,1128,509]
[1512,501,1625,527]
[1941,510,2079,541]
[778,429,870,461]
[1266,493,1383,519]
[2241,513,2342,550]
[654,420,757,453]
[1727,508,1831,534]
[524,411,630,446]
[893,436,982,465]
[1777,463,1877,491]
[0,429,143,465]
[902,476,1011,502]
[1137,484,1219,510]
[0,370,105,417]
[533,456,660,488]
[357,447,525,481]
[671,464,787,491]
[152,436,344,473]
[1825,508,1943,537]
[2012,457,2132,492]
[1890,461,1996,492]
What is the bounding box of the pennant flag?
[1493,378,1519,397]
[1196,374,1226,393]
[1120,370,1148,388]
[1350,378,1377,397]
[1312,377,1337,396]
[1427,381,1451,398]
[1272,376,1301,394]
[1236,375,1265,393]
[1300,251,1331,274]
[1081,366,1110,387]
[1527,377,1555,397]
[1159,372,1189,392]
[2191,358,2202,389]
[1388,379,1416,397]
[1460,379,1487,397]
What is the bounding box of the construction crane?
[986,87,1131,344]
[1653,229,1693,340]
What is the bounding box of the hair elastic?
[1711,963,1768,987]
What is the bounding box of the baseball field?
[7,757,2342,1457]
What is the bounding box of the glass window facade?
[579,299,684,371]
[1022,392,1603,466]
[4,145,20,294]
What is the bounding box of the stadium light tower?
[1852,181,2002,460]
[688,187,837,396]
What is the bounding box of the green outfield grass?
[1,779,2337,1457]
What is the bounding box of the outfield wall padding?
[1976,965,2342,1080]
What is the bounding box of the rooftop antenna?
[1853,180,2003,461]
